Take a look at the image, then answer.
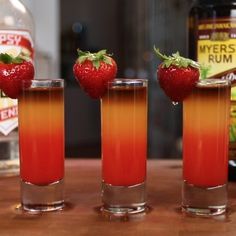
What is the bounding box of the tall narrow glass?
[18,79,65,212]
[101,79,148,216]
[182,79,230,216]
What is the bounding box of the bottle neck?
[0,0,25,9]
[0,0,34,37]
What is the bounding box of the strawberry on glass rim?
[154,47,202,103]
[73,49,117,99]
[0,52,34,99]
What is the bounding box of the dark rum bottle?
[188,0,236,181]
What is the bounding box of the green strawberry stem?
[154,46,210,79]
[0,51,30,64]
[77,49,113,70]
[199,64,211,80]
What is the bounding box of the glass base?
[182,181,227,216]
[20,179,64,212]
[101,181,146,216]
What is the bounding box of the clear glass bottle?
[0,0,34,176]
[188,0,236,181]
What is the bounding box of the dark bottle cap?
[229,161,236,181]
[197,0,236,6]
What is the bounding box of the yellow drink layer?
[183,79,230,187]
[101,81,147,186]
[18,86,64,185]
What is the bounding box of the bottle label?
[0,30,33,136]
[197,18,236,142]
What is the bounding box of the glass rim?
[196,79,231,88]
[108,78,148,87]
[23,78,64,82]
[21,79,64,88]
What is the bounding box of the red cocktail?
[19,87,64,185]
[182,79,230,216]
[101,79,148,216]
[18,79,65,212]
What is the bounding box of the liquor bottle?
[0,0,34,176]
[188,0,236,181]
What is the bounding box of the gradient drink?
[182,79,230,216]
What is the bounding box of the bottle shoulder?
[189,3,236,19]
[0,0,34,34]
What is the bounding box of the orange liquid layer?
[101,86,147,186]
[18,87,64,185]
[183,84,230,187]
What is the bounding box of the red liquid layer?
[183,83,230,187]
[101,86,147,186]
[18,87,64,185]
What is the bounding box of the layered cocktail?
[18,79,65,212]
[101,79,148,216]
[182,79,230,216]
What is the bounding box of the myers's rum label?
[197,19,236,77]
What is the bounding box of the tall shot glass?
[101,79,148,216]
[182,79,231,216]
[18,79,65,212]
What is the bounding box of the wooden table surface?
[0,159,236,236]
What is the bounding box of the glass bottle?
[0,0,34,176]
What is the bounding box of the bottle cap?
[198,0,236,6]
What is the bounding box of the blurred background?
[22,0,193,159]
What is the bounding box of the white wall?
[21,0,60,78]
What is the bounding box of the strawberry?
[0,53,34,99]
[73,49,117,99]
[154,47,201,102]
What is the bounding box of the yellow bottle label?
[197,18,236,142]
[198,39,236,76]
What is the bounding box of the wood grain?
[0,159,236,236]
